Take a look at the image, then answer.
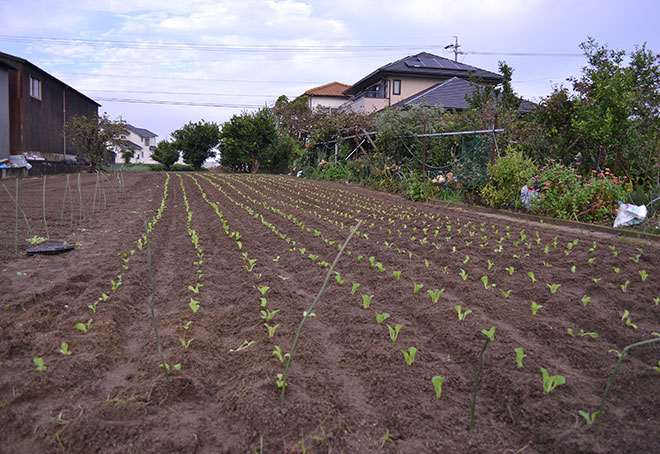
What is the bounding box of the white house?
[116,124,158,164]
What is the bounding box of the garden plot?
[1,173,658,453]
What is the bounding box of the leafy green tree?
[63,113,129,171]
[171,120,221,170]
[151,140,180,170]
[219,108,277,173]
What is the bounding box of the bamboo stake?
[14,178,18,255]
[68,174,74,229]
[77,173,84,226]
[60,175,69,225]
[92,171,99,215]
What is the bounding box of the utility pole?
[444,36,463,62]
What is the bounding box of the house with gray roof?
[341,52,503,113]
[116,124,158,164]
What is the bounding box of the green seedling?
[392,270,401,280]
[183,321,193,330]
[427,288,445,303]
[272,346,290,363]
[388,323,403,343]
[110,278,121,291]
[334,272,345,285]
[179,337,195,349]
[541,368,566,393]
[431,376,445,398]
[375,311,390,324]
[581,295,591,307]
[578,410,600,426]
[264,323,280,338]
[273,255,280,262]
[459,269,468,281]
[351,282,360,295]
[33,357,47,371]
[613,267,621,274]
[257,285,270,296]
[308,253,319,261]
[361,294,374,309]
[505,266,514,276]
[500,289,512,299]
[620,280,631,292]
[543,245,550,254]
[276,373,286,389]
[514,347,526,369]
[402,347,417,366]
[629,254,641,263]
[455,305,472,321]
[542,261,552,267]
[189,298,200,313]
[487,260,494,270]
[369,256,376,266]
[160,363,182,372]
[592,277,602,284]
[527,271,536,284]
[26,235,47,245]
[188,283,202,294]
[570,265,576,273]
[424,259,430,268]
[88,300,99,313]
[621,310,638,329]
[608,349,622,358]
[547,283,561,294]
[654,297,660,306]
[375,262,385,272]
[413,283,424,293]
[74,319,93,333]
[482,326,496,341]
[639,270,648,281]
[587,257,596,264]
[463,255,470,264]
[260,297,268,307]
[652,361,660,373]
[58,342,72,356]
[260,308,280,321]
[230,339,256,352]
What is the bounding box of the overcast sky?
[1,0,658,142]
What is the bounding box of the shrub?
[480,148,538,208]
[530,160,629,222]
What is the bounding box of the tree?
[151,140,180,170]
[171,120,221,170]
[219,108,277,173]
[63,113,128,171]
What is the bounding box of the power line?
[59,71,317,84]
[94,97,264,108]
[82,88,282,98]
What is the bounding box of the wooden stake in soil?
[77,173,84,226]
[280,219,362,406]
[92,172,99,215]
[43,175,49,238]
[14,178,18,255]
[60,175,69,225]
[68,174,74,228]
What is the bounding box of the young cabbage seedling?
[361,294,374,309]
[427,288,445,303]
[351,282,360,295]
[621,310,638,329]
[514,347,526,369]
[531,301,543,315]
[455,305,472,321]
[33,357,47,371]
[179,337,195,349]
[500,289,512,299]
[505,266,514,276]
[375,311,390,324]
[183,321,193,330]
[547,283,561,294]
[257,285,270,296]
[58,342,72,356]
[652,361,660,373]
[388,323,403,343]
[260,308,280,321]
[527,271,536,284]
[413,283,424,293]
[189,298,200,313]
[581,295,591,307]
[272,346,290,363]
[459,269,468,281]
[334,272,345,285]
[620,280,630,293]
[431,376,445,398]
[639,270,648,281]
[392,270,401,280]
[541,368,566,393]
[401,347,417,366]
[578,410,600,425]
[264,323,280,338]
[74,319,93,334]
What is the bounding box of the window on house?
[144,137,150,147]
[393,80,401,96]
[30,76,42,100]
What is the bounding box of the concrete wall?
[0,67,8,160]
[309,96,347,110]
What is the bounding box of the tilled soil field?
[1,172,659,454]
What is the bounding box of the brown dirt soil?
[1,172,659,454]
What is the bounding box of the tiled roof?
[344,52,503,96]
[303,82,351,98]
[127,124,157,138]
[396,76,535,113]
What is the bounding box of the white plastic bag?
[613,202,647,228]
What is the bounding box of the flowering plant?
[530,160,629,222]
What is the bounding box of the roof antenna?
[444,36,463,62]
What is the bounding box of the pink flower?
[577,175,582,178]
[576,162,581,165]
[541,194,547,198]
[554,171,559,174]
